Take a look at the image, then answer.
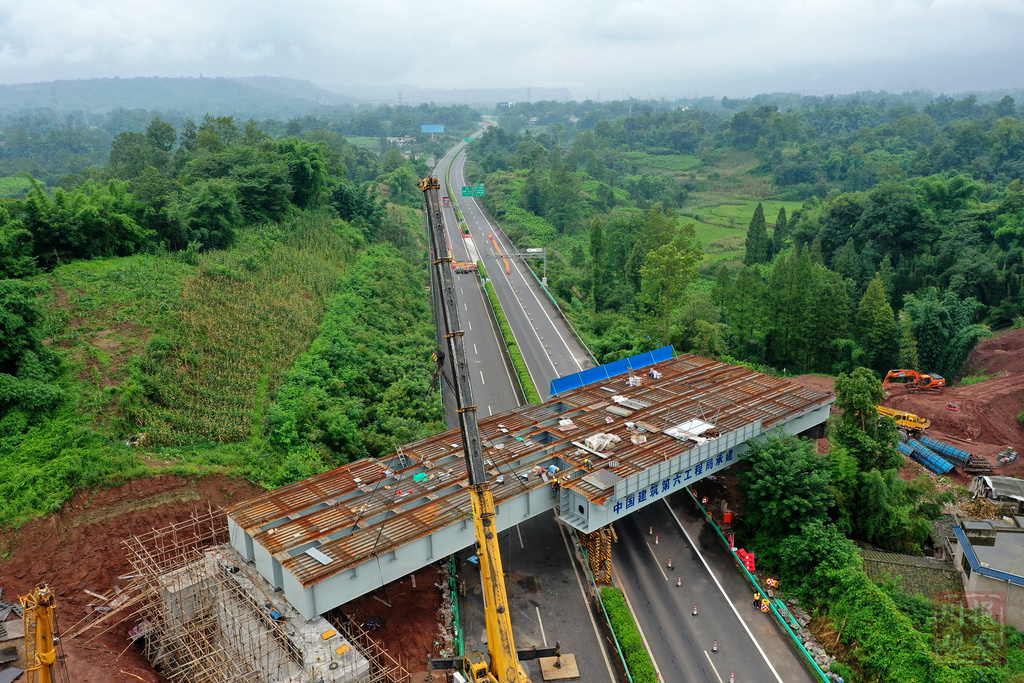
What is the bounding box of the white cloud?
[0,0,1021,95]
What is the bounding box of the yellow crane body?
[21,583,60,683]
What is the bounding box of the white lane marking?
[614,565,665,683]
[452,155,583,374]
[558,519,617,682]
[704,651,725,683]
[488,405,493,415]
[464,302,467,312]
[468,320,472,331]
[496,238,583,372]
[536,606,548,647]
[646,542,669,581]
[474,281,520,402]
[480,370,486,385]
[665,500,784,683]
[473,343,478,355]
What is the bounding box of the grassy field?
[345,136,381,151]
[620,151,702,172]
[40,254,196,426]
[684,199,805,229]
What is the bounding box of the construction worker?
[752,592,760,607]
[551,479,560,499]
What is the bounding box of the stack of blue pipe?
[918,434,972,468]
[898,439,955,474]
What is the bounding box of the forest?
[3,88,1024,680]
[464,93,1024,681]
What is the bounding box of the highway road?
[426,132,816,683]
[447,151,593,399]
[430,140,522,427]
[614,495,818,683]
[427,136,619,683]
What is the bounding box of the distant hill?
[323,83,573,106]
[0,76,336,119]
[0,76,572,120]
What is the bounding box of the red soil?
[791,328,1024,481]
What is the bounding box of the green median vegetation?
[600,587,657,683]
[477,261,542,404]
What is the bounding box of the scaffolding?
[118,507,366,683]
[582,527,612,585]
[323,614,412,683]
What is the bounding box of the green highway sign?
[464,137,473,142]
[461,186,472,196]
[474,183,485,197]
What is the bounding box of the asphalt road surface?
[430,141,521,427]
[448,151,593,399]
[614,494,818,683]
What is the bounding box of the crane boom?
[419,176,529,683]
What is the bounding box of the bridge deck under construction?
[226,353,833,618]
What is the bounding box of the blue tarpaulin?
[550,345,673,396]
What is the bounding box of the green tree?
[833,237,860,282]
[855,276,897,375]
[743,202,769,265]
[278,138,332,209]
[589,218,605,310]
[0,206,35,278]
[771,206,788,256]
[832,367,902,471]
[776,520,861,603]
[739,433,832,541]
[639,226,702,344]
[725,266,768,362]
[181,178,242,250]
[902,288,991,381]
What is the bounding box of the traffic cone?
[691,603,697,615]
[668,558,673,569]
[655,534,659,545]
[649,526,653,535]
[730,672,735,683]
[712,640,718,653]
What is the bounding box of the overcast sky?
[2,0,1023,99]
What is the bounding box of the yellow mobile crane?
[21,583,67,683]
[420,176,560,683]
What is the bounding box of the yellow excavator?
[20,583,67,683]
[420,176,562,683]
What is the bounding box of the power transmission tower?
[51,85,64,130]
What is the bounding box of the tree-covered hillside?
[0,110,449,527]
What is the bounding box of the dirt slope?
[0,475,263,683]
[793,328,1024,480]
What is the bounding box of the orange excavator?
[882,369,946,392]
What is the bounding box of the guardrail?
[686,489,830,682]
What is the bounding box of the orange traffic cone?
[691,603,697,615]
[712,640,718,653]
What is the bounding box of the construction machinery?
[420,176,561,683]
[20,583,67,683]
[876,406,931,432]
[882,369,946,392]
